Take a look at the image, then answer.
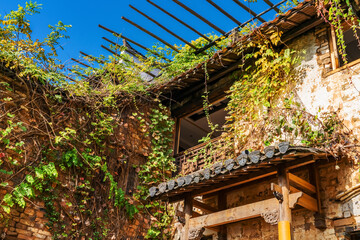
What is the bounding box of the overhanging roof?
[149,142,330,200]
[155,0,323,117]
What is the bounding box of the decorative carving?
[261,209,279,225]
[188,227,205,240]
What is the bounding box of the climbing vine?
[1,0,360,239]
[0,1,233,239]
[316,0,360,64]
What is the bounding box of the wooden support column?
[183,193,193,240]
[309,164,326,229]
[218,190,227,240]
[277,165,291,240]
[173,118,181,155]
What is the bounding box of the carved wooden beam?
[188,192,303,228]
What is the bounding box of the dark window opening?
[178,98,228,152]
[339,28,360,66]
[349,230,360,240]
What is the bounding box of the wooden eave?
[149,143,331,202]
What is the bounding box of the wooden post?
[218,190,227,240]
[183,194,193,240]
[173,118,181,155]
[309,164,326,229]
[277,165,291,240]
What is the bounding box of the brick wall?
[0,71,154,239]
[314,24,332,75]
[1,202,51,240]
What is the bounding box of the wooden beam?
[183,194,193,240]
[297,191,318,212]
[171,71,236,117]
[333,217,355,227]
[288,173,316,195]
[192,170,278,196]
[173,118,181,155]
[282,17,324,43]
[180,211,220,232]
[218,190,227,240]
[188,192,303,228]
[329,25,340,70]
[192,211,201,217]
[192,211,220,233]
[193,199,218,214]
[310,164,322,213]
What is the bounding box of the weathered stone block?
[17,234,33,240]
[6,231,17,236]
[342,193,360,217]
[19,218,35,227]
[15,222,27,230]
[24,208,35,216]
[37,230,51,236]
[15,228,32,236]
[32,232,47,239]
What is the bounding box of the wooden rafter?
[288,173,316,194]
[193,199,218,214]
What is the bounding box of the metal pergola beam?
[71,58,92,68]
[173,0,226,35]
[99,24,170,62]
[206,0,242,26]
[101,45,156,78]
[121,16,179,52]
[147,0,212,42]
[102,37,145,58]
[195,0,288,54]
[80,51,105,64]
[232,0,266,23]
[129,4,198,50]
[263,0,280,13]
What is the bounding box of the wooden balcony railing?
[174,136,230,176]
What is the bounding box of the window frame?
[328,21,360,72]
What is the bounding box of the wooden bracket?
[288,188,318,212]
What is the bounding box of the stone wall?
[293,24,360,137]
[221,23,360,240]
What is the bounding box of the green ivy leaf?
[1,205,10,214]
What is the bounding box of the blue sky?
[1,0,283,67]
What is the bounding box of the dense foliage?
[0,2,232,239]
[0,0,360,239]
